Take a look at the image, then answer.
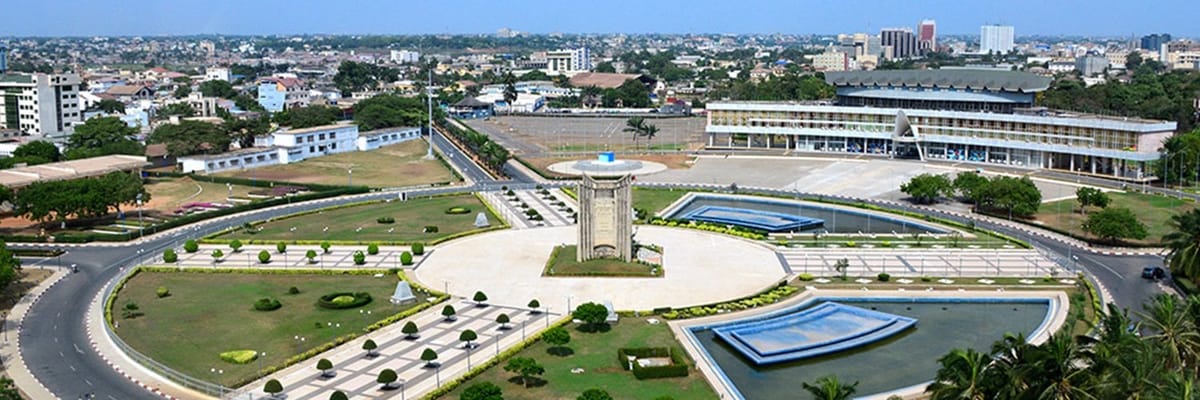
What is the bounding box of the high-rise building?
[880,28,918,59]
[390,50,420,64]
[0,72,84,137]
[545,47,591,73]
[0,46,7,73]
[980,25,1015,55]
[1140,34,1172,51]
[918,20,937,54]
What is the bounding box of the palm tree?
[624,117,646,150]
[1026,332,1098,400]
[1140,294,1200,371]
[801,375,857,400]
[502,73,518,115]
[927,348,991,400]
[641,123,659,151]
[1153,371,1200,400]
[986,333,1034,398]
[1164,209,1200,279]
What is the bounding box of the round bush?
[183,239,199,253]
[445,207,471,215]
[877,273,891,282]
[163,249,177,263]
[155,286,170,298]
[254,298,282,311]
[318,292,373,309]
[376,217,395,224]
[411,242,425,255]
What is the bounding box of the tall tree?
[276,105,340,128]
[93,99,126,114]
[1166,209,1200,278]
[148,120,230,157]
[624,117,647,149]
[901,173,954,204]
[1082,207,1148,243]
[502,72,518,114]
[65,117,144,160]
[801,376,858,400]
[333,61,398,96]
[1139,294,1200,371]
[927,348,992,400]
[11,141,62,165]
[198,80,236,98]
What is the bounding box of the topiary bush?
[163,249,177,263]
[445,207,471,214]
[877,273,891,282]
[184,239,199,253]
[254,298,282,311]
[353,251,366,265]
[219,349,258,364]
[156,286,170,298]
[412,242,425,255]
[400,251,413,266]
[317,292,373,309]
[276,242,287,253]
[367,243,379,255]
[376,217,395,224]
[797,273,815,281]
[288,286,301,295]
[423,225,439,233]
[230,239,243,252]
[258,250,271,264]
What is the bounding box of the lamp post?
[257,351,266,376]
[348,168,353,186]
[136,193,144,239]
[293,335,306,355]
[209,368,224,397]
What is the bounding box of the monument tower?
[577,174,633,262]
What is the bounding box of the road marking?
[74,344,84,354]
[68,365,75,371]
[84,379,92,387]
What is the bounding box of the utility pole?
[425,68,435,160]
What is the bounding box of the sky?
[2,0,1198,37]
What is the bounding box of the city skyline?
[2,0,1198,37]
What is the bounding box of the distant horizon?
[2,0,1198,38]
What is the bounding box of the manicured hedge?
[254,298,282,311]
[219,350,258,364]
[617,347,689,380]
[317,292,373,309]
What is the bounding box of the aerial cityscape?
[1,1,1199,399]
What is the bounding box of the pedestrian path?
[168,244,425,270]
[478,189,574,229]
[778,248,1060,277]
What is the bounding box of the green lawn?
[216,139,455,188]
[217,194,496,243]
[111,271,426,387]
[544,245,659,277]
[1036,191,1195,245]
[633,188,689,217]
[443,318,717,400]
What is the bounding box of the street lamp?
[209,368,224,397]
[257,351,266,376]
[348,168,353,186]
[293,335,306,354]
[136,193,144,239]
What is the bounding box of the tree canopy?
[199,80,237,98]
[503,357,545,388]
[572,302,610,329]
[900,173,954,204]
[274,105,340,128]
[11,141,61,165]
[1166,208,1200,279]
[1075,187,1110,213]
[333,61,399,96]
[461,381,503,400]
[65,116,144,160]
[12,171,147,226]
[353,94,431,131]
[1039,68,1200,132]
[157,103,196,119]
[148,120,230,157]
[1082,206,1148,243]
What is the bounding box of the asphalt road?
[6,137,1174,399]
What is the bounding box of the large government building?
[705,70,1176,180]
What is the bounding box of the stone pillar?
[577,175,633,262]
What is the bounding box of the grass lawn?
[143,177,261,211]
[544,245,659,277]
[633,188,689,217]
[1035,191,1196,245]
[216,140,456,188]
[217,194,495,243]
[111,271,426,387]
[444,317,717,400]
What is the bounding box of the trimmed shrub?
[288,286,301,295]
[797,273,815,281]
[353,251,366,265]
[155,286,170,298]
[276,242,287,253]
[877,273,891,282]
[376,217,395,224]
[423,225,439,233]
[411,242,425,255]
[330,391,348,400]
[163,249,177,263]
[258,250,271,264]
[254,298,282,311]
[184,239,199,253]
[264,379,283,395]
[400,251,413,266]
[445,207,471,214]
[230,240,243,252]
[219,350,258,364]
[211,249,224,261]
[317,292,372,309]
[320,241,331,253]
[306,249,318,263]
[367,243,379,255]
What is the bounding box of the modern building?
[1141,34,1172,51]
[1075,54,1110,76]
[918,20,937,53]
[179,123,420,173]
[205,67,230,82]
[812,50,850,72]
[390,50,420,64]
[0,72,84,137]
[824,70,1050,113]
[705,70,1175,180]
[257,76,309,112]
[545,47,591,73]
[0,46,7,73]
[980,25,1015,55]
[880,28,919,59]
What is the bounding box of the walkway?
[779,248,1061,277]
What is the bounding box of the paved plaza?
[478,189,576,229]
[779,248,1062,277]
[411,225,788,314]
[228,298,550,400]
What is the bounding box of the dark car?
[1142,266,1166,280]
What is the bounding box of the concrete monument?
[577,174,633,262]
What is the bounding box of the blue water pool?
[714,302,917,364]
[685,296,1053,399]
[666,194,947,234]
[680,206,825,232]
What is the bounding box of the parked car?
[1142,266,1166,280]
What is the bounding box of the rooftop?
[360,126,419,137]
[568,72,644,89]
[274,122,355,136]
[0,155,149,188]
[825,70,1052,93]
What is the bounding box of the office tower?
[980,24,1015,54]
[881,28,918,59]
[918,20,937,54]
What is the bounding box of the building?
[199,40,215,58]
[880,28,919,59]
[812,50,850,72]
[918,20,937,53]
[205,67,230,82]
[178,124,419,173]
[568,72,655,90]
[1104,51,1129,69]
[980,25,1015,55]
[1075,54,1110,76]
[390,50,420,64]
[105,84,154,101]
[1141,34,1172,51]
[0,45,6,73]
[704,101,1174,180]
[0,72,84,137]
[448,97,494,119]
[825,70,1051,113]
[257,76,309,112]
[545,47,591,73]
[0,154,148,188]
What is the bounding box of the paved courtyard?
[779,248,1062,277]
[411,225,788,315]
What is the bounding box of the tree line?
[8,171,147,229]
[900,171,1042,218]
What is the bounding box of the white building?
[390,50,420,64]
[980,25,1015,55]
[205,67,231,82]
[1075,55,1110,77]
[0,72,84,138]
[178,124,422,174]
[545,47,591,73]
[812,50,850,72]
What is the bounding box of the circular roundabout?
[546,158,668,177]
